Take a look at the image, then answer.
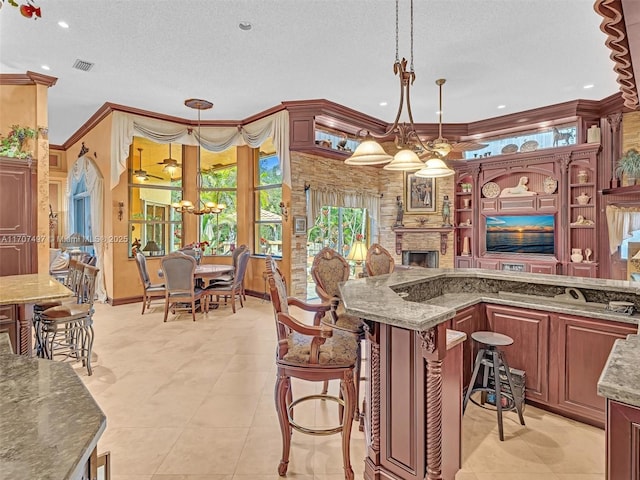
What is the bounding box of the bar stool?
[463,331,525,441]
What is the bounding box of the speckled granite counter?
[340,268,640,331]
[598,334,640,407]
[0,273,73,306]
[0,353,106,479]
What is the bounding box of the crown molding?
[0,71,58,87]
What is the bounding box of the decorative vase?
[576,193,591,205]
[571,252,583,263]
[577,171,588,184]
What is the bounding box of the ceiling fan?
[419,79,487,159]
[133,148,162,181]
[156,144,182,173]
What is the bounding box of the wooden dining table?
[157,264,234,280]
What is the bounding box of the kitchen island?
[0,273,73,355]
[340,268,640,480]
[0,342,106,479]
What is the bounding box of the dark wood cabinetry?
[485,304,550,403]
[0,304,17,351]
[606,400,640,479]
[551,314,636,425]
[452,305,485,389]
[454,143,601,276]
[0,156,37,276]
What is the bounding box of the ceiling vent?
[72,59,94,72]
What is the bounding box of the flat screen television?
[485,215,555,255]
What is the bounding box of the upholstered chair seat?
[283,329,358,366]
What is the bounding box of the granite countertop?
[597,334,640,408]
[0,274,73,306]
[0,354,106,479]
[446,330,466,350]
[340,268,640,331]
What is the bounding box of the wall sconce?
[279,201,289,222]
[117,201,124,221]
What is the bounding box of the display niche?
[454,143,600,277]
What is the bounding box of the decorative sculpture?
[570,215,594,226]
[499,176,538,197]
[441,195,451,226]
[394,195,404,227]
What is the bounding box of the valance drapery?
[606,205,640,254]
[110,109,290,189]
[306,186,381,242]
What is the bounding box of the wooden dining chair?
[266,255,357,480]
[204,249,250,313]
[207,244,249,299]
[365,243,395,276]
[161,253,206,322]
[135,251,166,314]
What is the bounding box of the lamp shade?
[383,148,426,171]
[414,157,455,178]
[344,139,393,166]
[142,240,161,252]
[346,240,368,263]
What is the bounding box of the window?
[199,147,237,256]
[128,138,183,257]
[255,139,282,256]
[72,177,93,255]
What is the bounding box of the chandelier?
[171,98,227,216]
[344,0,455,178]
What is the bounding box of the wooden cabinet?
[606,400,640,479]
[567,156,598,276]
[551,314,636,425]
[0,305,17,352]
[452,305,485,390]
[0,156,37,276]
[485,304,550,403]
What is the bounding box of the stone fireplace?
[402,250,439,268]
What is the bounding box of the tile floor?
[75,297,605,480]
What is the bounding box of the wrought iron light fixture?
[172,98,228,215]
[345,0,455,178]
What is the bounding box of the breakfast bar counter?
[340,268,640,480]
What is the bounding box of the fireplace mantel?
[392,226,454,256]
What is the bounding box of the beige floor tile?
[112,476,153,480]
[312,433,366,476]
[224,354,278,373]
[234,426,316,476]
[464,433,552,473]
[155,427,249,475]
[233,475,313,480]
[455,470,479,480]
[212,371,270,395]
[475,474,560,480]
[188,394,261,428]
[151,475,233,480]
[99,427,182,475]
[554,475,605,480]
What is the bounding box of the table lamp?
[346,235,368,275]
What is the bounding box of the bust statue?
[500,176,538,197]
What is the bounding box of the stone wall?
[289,150,455,298]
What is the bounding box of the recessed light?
[58,20,69,28]
[239,21,252,31]
[497,105,506,109]
[41,65,50,71]
[583,84,594,89]
[379,101,388,107]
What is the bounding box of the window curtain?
[110,109,290,189]
[306,186,381,242]
[606,205,640,254]
[65,156,107,302]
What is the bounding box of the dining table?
[157,264,234,280]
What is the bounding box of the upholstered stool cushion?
[34,299,63,311]
[283,329,358,366]
[321,303,364,334]
[41,303,91,319]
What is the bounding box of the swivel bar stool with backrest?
[463,331,526,441]
[311,247,365,420]
[266,256,357,480]
[39,264,99,375]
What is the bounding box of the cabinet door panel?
[555,315,636,424]
[477,259,500,270]
[606,400,640,480]
[485,305,549,402]
[452,305,485,389]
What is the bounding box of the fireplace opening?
[402,250,439,268]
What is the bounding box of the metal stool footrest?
[287,393,345,436]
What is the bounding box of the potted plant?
[615,148,640,186]
[0,125,38,159]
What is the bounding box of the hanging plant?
[0,124,38,159]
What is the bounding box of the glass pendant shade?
[344,139,393,165]
[431,141,453,158]
[383,148,425,171]
[414,157,455,178]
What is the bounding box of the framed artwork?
[293,215,307,235]
[404,172,436,212]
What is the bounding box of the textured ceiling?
[0,0,622,145]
